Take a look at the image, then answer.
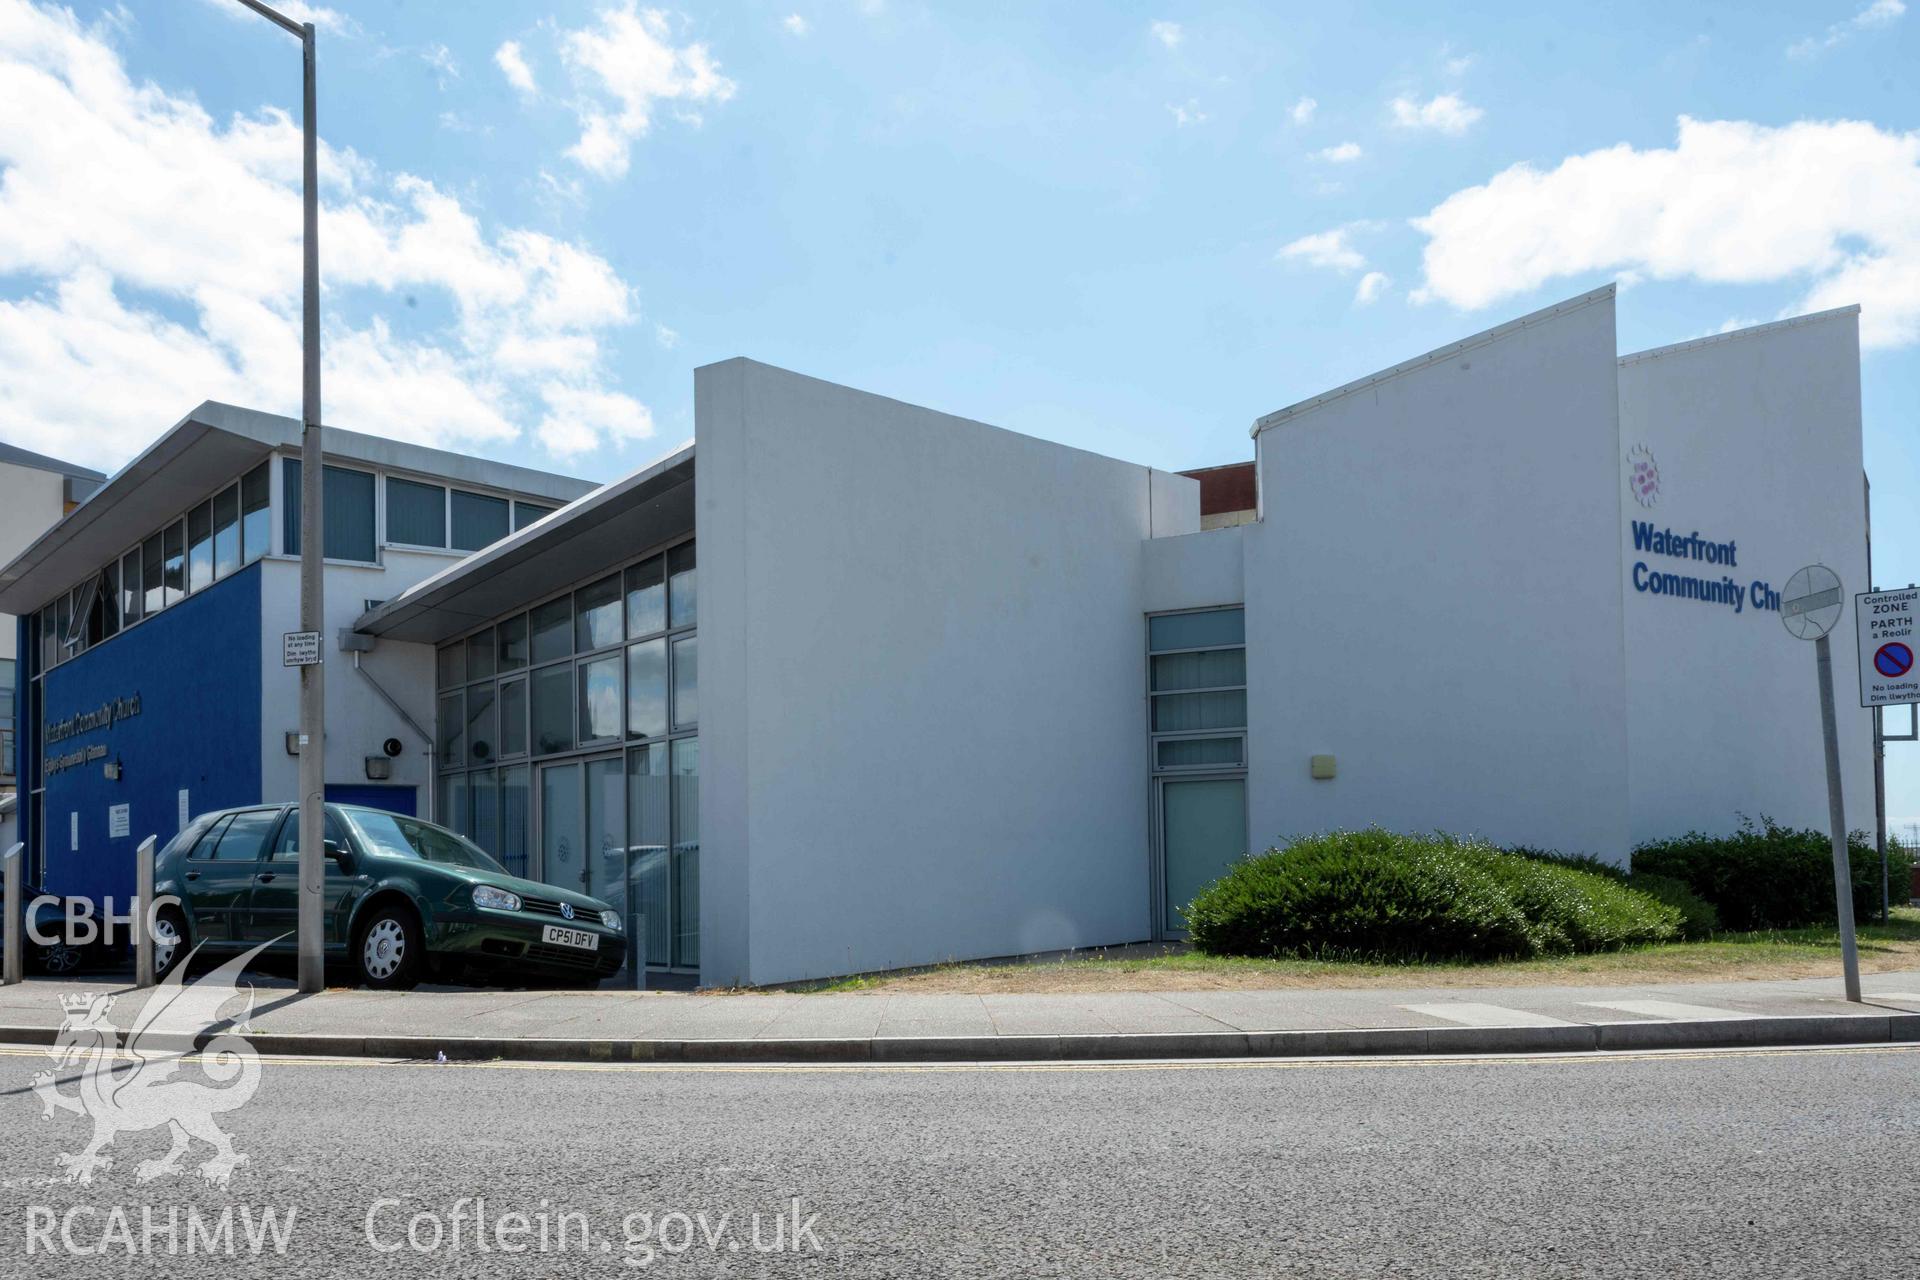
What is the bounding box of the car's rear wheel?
[353,905,423,990]
[32,940,85,976]
[151,907,189,980]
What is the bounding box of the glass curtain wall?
[436,537,698,971]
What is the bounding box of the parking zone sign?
[1857,586,1919,708]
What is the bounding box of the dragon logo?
[31,941,274,1186]
[1627,443,1661,509]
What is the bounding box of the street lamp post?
[234,0,326,994]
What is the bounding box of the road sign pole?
[1813,634,1862,1003]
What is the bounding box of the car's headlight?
[472,885,521,912]
[600,910,622,932]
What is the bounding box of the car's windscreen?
[340,810,508,873]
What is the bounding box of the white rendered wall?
[1617,310,1872,843]
[697,358,1198,986]
[257,552,441,814]
[1242,288,1632,860]
[0,462,70,662]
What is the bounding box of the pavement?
[5,1036,1917,1276]
[2,967,1918,1062]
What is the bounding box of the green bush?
[1627,873,1719,940]
[1633,817,1915,931]
[1185,829,1681,962]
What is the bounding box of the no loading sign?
[1858,587,1920,708]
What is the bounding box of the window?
[497,614,528,671]
[579,653,621,741]
[465,626,495,681]
[162,519,185,605]
[1149,608,1247,733]
[530,664,573,754]
[465,683,497,764]
[530,597,571,664]
[451,490,509,551]
[671,634,697,730]
[672,737,699,968]
[210,810,279,860]
[625,556,665,639]
[386,477,446,548]
[575,574,622,652]
[187,500,214,593]
[437,642,465,689]
[240,462,271,563]
[499,764,530,877]
[284,460,377,562]
[188,815,232,860]
[437,692,464,768]
[267,808,347,859]
[99,565,120,640]
[120,549,142,627]
[668,541,696,629]
[498,678,527,757]
[212,483,241,578]
[626,639,667,739]
[513,501,555,532]
[469,767,499,853]
[141,532,165,615]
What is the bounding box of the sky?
[1,0,1918,831]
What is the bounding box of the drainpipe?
[342,636,436,821]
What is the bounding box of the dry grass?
[770,908,1920,995]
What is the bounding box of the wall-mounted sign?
[108,804,130,839]
[1858,587,1918,708]
[283,631,322,667]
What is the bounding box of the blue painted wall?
[39,563,263,905]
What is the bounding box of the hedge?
[1633,818,1915,931]
[1184,829,1681,962]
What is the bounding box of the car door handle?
[184,871,199,881]
[256,872,276,883]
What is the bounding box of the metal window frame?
[1144,605,1250,942]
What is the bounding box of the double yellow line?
[3,1041,1913,1076]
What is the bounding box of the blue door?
[323,785,418,816]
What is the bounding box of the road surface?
[2,1042,1914,1276]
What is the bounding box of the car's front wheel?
[353,905,423,990]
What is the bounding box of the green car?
[151,803,627,990]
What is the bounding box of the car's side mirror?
[323,841,356,874]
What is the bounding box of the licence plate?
[542,925,599,951]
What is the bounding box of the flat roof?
[0,402,595,616]
[353,443,696,645]
[0,441,105,483]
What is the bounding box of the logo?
[32,941,274,1186]
[1627,443,1660,508]
[559,902,575,921]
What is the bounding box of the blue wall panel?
[40,564,262,905]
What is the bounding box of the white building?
[8,285,1878,987]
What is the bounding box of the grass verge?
[774,907,1920,995]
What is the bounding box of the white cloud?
[1289,96,1316,125]
[556,4,737,179]
[1354,270,1390,304]
[535,383,655,458]
[494,40,537,96]
[1440,43,1474,76]
[1278,227,1367,273]
[1409,116,1920,348]
[199,0,354,37]
[1150,20,1183,49]
[0,0,654,467]
[1788,0,1904,58]
[1166,99,1207,128]
[1314,141,1363,163]
[1389,92,1483,135]
[782,14,809,36]
[423,43,458,88]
